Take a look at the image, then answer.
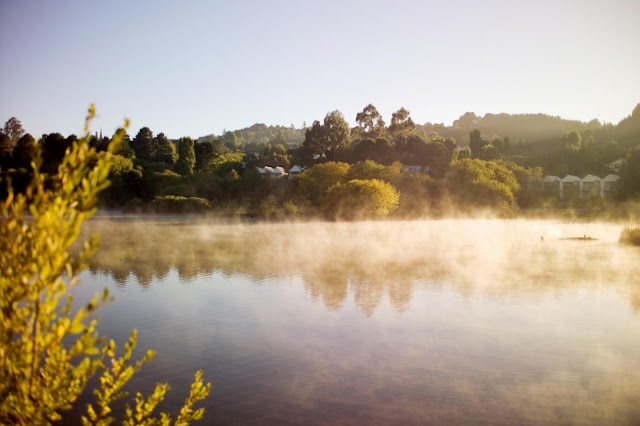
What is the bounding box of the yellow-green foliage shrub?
[297,161,350,206]
[445,158,520,216]
[0,106,210,425]
[326,178,400,220]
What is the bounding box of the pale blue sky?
[1,0,638,139]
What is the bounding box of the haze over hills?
[196,105,640,150]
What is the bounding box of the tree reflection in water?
[80,218,640,314]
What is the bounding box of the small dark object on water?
[560,235,597,241]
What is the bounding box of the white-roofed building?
[543,173,621,199]
[401,165,423,175]
[257,166,286,178]
[602,174,620,197]
[560,175,581,199]
[581,175,602,199]
[288,165,305,180]
[271,166,285,178]
[543,175,561,198]
[607,158,626,173]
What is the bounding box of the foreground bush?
[0,106,210,424]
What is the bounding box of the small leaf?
[70,322,85,334]
[85,347,99,355]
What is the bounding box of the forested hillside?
[417,112,591,147]
[197,123,305,152]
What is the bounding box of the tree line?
[1,103,639,219]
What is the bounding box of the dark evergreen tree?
[154,132,178,167]
[302,120,326,158]
[116,133,136,159]
[469,129,486,158]
[0,134,13,169]
[12,133,37,170]
[130,127,156,162]
[175,137,196,175]
[41,133,70,173]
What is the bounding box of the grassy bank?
[619,226,640,246]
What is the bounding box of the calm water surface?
[69,219,640,425]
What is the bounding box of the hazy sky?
[1,0,639,139]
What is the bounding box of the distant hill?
[197,123,305,148]
[199,104,640,151]
[417,113,596,147]
[614,103,640,147]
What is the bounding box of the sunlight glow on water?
[68,219,640,425]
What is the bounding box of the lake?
[68,218,640,425]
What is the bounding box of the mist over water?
[71,218,640,425]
